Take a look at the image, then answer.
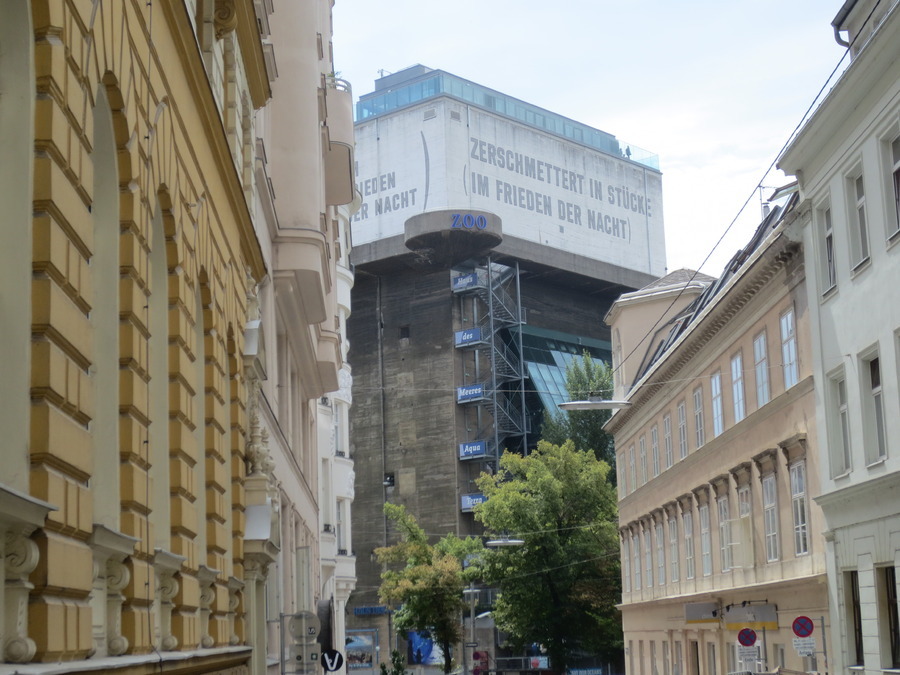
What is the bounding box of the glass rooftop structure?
[355,66,659,171]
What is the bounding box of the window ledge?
[831,469,852,481]
[851,256,871,276]
[821,283,837,301]
[887,227,900,248]
[866,457,887,469]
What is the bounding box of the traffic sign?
[793,636,816,656]
[321,649,345,672]
[738,628,757,647]
[792,616,814,638]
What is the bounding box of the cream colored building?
[0,1,355,673]
[778,1,900,672]
[606,203,830,675]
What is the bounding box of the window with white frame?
[668,517,679,582]
[639,436,648,485]
[780,308,799,389]
[848,172,870,266]
[711,372,724,437]
[677,401,688,459]
[644,527,653,588]
[618,453,626,497]
[718,495,732,571]
[651,425,660,477]
[656,521,666,585]
[663,414,674,469]
[790,462,809,556]
[864,355,887,463]
[683,511,695,580]
[754,331,770,407]
[820,205,837,290]
[882,565,900,668]
[731,353,745,423]
[622,535,631,592]
[830,372,852,476]
[699,503,712,576]
[738,484,751,517]
[891,135,900,239]
[762,474,779,562]
[632,533,641,590]
[629,446,636,493]
[693,387,705,448]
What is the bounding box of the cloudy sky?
[332,1,849,277]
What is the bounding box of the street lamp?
[485,534,525,547]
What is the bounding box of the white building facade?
[779,1,900,672]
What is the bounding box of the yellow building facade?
[0,1,354,672]
[606,204,830,675]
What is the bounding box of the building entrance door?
[688,641,700,675]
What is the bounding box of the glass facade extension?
[515,325,611,416]
[356,69,659,170]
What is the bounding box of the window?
[651,425,660,477]
[848,571,863,666]
[891,136,900,239]
[663,414,674,469]
[737,484,751,517]
[618,453,626,498]
[883,566,900,668]
[668,517,679,582]
[820,205,837,290]
[639,436,648,485]
[762,474,779,562]
[718,495,732,571]
[754,332,770,407]
[830,373,852,475]
[629,446,636,493]
[645,527,653,588]
[683,511,695,580]
[710,373,724,437]
[699,504,712,576]
[864,355,887,463]
[656,522,665,585]
[849,173,870,266]
[623,535,631,593]
[789,462,809,556]
[632,533,641,590]
[780,309,799,389]
[677,402,688,459]
[731,353,746,423]
[693,387,705,448]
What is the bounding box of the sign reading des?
[461,493,487,512]
[457,384,484,402]
[459,440,487,459]
[454,327,482,346]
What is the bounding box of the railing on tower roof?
[355,69,659,171]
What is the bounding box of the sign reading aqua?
[459,440,487,459]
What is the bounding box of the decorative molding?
[214,0,238,39]
[778,433,808,464]
[752,448,779,475]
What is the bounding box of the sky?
[332,1,849,278]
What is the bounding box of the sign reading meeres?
[351,68,665,278]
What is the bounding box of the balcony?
[324,77,355,206]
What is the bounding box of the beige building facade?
[606,206,830,675]
[778,1,900,672]
[0,1,355,673]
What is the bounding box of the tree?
[541,352,616,469]
[475,440,622,675]
[375,503,483,674]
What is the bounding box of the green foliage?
[475,440,622,674]
[375,504,484,673]
[379,650,409,675]
[541,352,616,470]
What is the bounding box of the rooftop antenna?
[377,69,393,78]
